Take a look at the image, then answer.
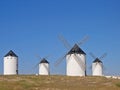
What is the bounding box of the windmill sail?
[55,35,88,76]
[90,53,107,76]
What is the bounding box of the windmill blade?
[32,61,40,70]
[103,64,106,71]
[73,54,85,71]
[42,63,49,74]
[58,35,71,50]
[27,63,39,75]
[75,54,86,69]
[93,63,98,72]
[103,65,108,75]
[99,53,107,60]
[74,55,85,71]
[34,55,42,69]
[32,54,42,71]
[44,55,51,60]
[54,54,66,67]
[95,63,98,68]
[77,35,89,46]
[35,54,50,66]
[36,54,51,60]
[89,52,96,59]
[36,54,42,60]
[93,62,104,72]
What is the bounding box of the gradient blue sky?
[0,0,120,75]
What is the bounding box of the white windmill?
[4,50,18,75]
[39,58,50,75]
[89,53,107,76]
[34,56,50,75]
[55,35,89,76]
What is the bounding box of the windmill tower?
[39,58,50,75]
[55,35,88,76]
[66,44,86,76]
[90,53,107,76]
[4,50,18,75]
[34,55,50,75]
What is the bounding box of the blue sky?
[0,0,120,75]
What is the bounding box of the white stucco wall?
[66,54,86,76]
[4,56,18,75]
[92,62,103,76]
[39,63,49,75]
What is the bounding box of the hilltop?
[0,75,120,90]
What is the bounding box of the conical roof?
[4,50,18,57]
[40,58,49,64]
[67,44,86,55]
[93,58,102,63]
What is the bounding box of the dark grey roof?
[40,58,49,64]
[67,44,86,55]
[93,58,102,63]
[4,50,18,57]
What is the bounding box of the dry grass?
[0,75,120,90]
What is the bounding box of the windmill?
[34,55,50,75]
[89,52,107,76]
[4,50,18,75]
[55,35,89,76]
